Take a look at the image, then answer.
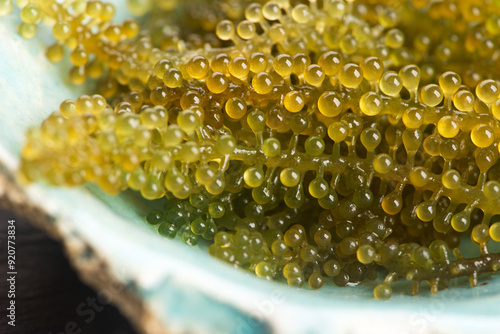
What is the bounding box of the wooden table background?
[0,207,138,334]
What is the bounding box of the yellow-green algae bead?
[273,54,294,77]
[237,20,256,40]
[398,64,420,92]
[471,124,495,148]
[373,153,393,174]
[247,109,266,132]
[0,0,12,16]
[360,57,383,82]
[304,64,325,87]
[339,63,363,88]
[374,282,392,299]
[442,169,461,189]
[439,71,461,96]
[215,135,236,155]
[328,122,348,142]
[269,23,286,42]
[216,20,235,41]
[59,99,76,119]
[402,107,423,129]
[451,211,470,232]
[453,90,474,112]
[263,137,281,157]
[226,97,247,120]
[21,2,40,23]
[305,136,325,156]
[318,91,342,117]
[252,72,273,94]
[318,51,343,77]
[360,128,381,150]
[309,177,329,198]
[249,52,267,73]
[420,84,444,107]
[196,165,216,186]
[379,72,402,97]
[280,167,300,187]
[262,1,280,21]
[229,56,250,79]
[476,80,500,105]
[245,3,262,22]
[284,91,305,113]
[19,22,37,39]
[291,4,312,24]
[472,224,490,244]
[255,262,274,279]
[177,109,199,134]
[437,116,459,138]
[385,29,405,49]
[484,180,500,199]
[244,165,265,188]
[492,99,500,120]
[409,167,429,187]
[359,92,383,116]
[207,72,228,94]
[489,222,500,242]
[163,68,183,88]
[186,56,209,80]
[53,21,71,41]
[357,244,376,264]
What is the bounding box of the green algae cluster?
[8,0,500,299]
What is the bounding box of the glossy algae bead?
[247,109,266,132]
[360,128,381,150]
[399,65,420,91]
[237,20,256,40]
[453,90,474,111]
[484,181,500,199]
[328,122,348,142]
[359,92,383,116]
[215,135,236,155]
[490,223,500,242]
[437,116,459,138]
[379,72,403,96]
[163,68,183,88]
[216,20,235,41]
[263,137,281,157]
[249,52,267,73]
[373,153,393,174]
[476,79,499,104]
[409,167,429,187]
[374,282,392,299]
[318,91,342,117]
[472,224,490,244]
[439,72,461,96]
[451,211,470,232]
[284,91,305,113]
[305,136,325,156]
[280,167,300,187]
[357,244,376,264]
[244,165,265,188]
[359,57,382,82]
[304,64,325,87]
[229,56,250,79]
[207,72,228,94]
[339,63,363,88]
[442,169,461,189]
[309,177,329,198]
[471,124,494,148]
[402,108,423,129]
[225,97,247,120]
[252,72,273,94]
[420,84,444,107]
[273,54,294,77]
[318,51,343,77]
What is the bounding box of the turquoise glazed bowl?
[1,3,500,333]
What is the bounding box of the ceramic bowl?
[1,3,499,334]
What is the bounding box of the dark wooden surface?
[0,208,138,334]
